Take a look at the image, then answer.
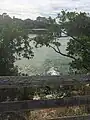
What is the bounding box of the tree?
[0,14,34,76]
[58,11,90,73]
[0,14,35,120]
[32,11,90,73]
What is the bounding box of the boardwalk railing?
[0,74,90,120]
[0,74,89,88]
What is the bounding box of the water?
[15,34,71,75]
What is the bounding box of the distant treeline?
[0,13,51,33]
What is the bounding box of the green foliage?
[0,14,34,75]
[66,36,90,72]
[32,17,61,51]
[0,12,90,75]
[33,11,90,73]
[58,11,90,72]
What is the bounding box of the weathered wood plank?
[0,95,90,113]
[49,114,90,120]
[0,74,89,88]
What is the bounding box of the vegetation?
[0,11,90,119]
[0,12,90,74]
[0,13,34,75]
[0,13,55,75]
[32,11,90,73]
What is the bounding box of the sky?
[0,0,90,20]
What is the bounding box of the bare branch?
[55,19,89,53]
[49,44,76,60]
[56,45,76,60]
[48,44,60,53]
[49,44,89,71]
[61,30,90,53]
[61,30,83,45]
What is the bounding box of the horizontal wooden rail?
[0,95,90,113]
[49,114,90,120]
[0,74,89,88]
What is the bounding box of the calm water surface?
[15,34,71,75]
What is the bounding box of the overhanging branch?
[48,44,60,53]
[56,45,76,60]
[49,44,89,71]
[61,30,90,53]
[49,44,76,60]
[55,20,89,53]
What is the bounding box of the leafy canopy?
[33,11,90,73]
[0,14,34,75]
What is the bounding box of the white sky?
[0,0,90,19]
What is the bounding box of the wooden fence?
[0,74,90,120]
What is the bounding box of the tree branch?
[49,44,76,60]
[49,44,89,71]
[56,45,76,60]
[55,20,89,52]
[48,44,60,53]
[61,30,90,53]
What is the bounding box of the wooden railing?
[0,74,90,120]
